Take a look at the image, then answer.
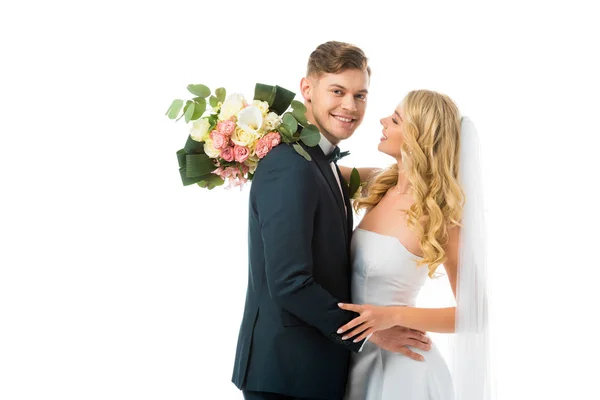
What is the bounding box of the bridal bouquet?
[166,83,321,189]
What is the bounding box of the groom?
[232,41,430,400]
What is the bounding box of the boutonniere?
[348,168,363,200]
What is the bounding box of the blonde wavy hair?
[354,90,464,278]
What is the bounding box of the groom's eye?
[332,89,343,95]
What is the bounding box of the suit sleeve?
[253,153,363,352]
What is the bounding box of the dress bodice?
[346,228,455,400]
[350,228,428,306]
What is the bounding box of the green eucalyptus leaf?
[191,108,204,121]
[166,99,184,119]
[184,101,195,123]
[291,108,308,126]
[187,84,211,97]
[300,124,320,147]
[293,143,312,161]
[192,97,206,119]
[209,95,219,107]
[291,100,306,112]
[215,87,226,103]
[177,100,193,122]
[278,125,292,141]
[282,113,298,134]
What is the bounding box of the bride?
[339,90,491,400]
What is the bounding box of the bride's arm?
[337,226,461,339]
[383,225,460,333]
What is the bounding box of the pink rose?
[217,120,236,136]
[234,145,250,163]
[212,132,228,150]
[255,138,272,159]
[220,146,235,162]
[265,132,281,148]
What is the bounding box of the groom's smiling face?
[301,68,369,145]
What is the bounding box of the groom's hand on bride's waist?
[370,326,432,361]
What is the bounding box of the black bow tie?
[327,146,350,163]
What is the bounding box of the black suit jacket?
[231,142,362,400]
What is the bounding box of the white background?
[1,1,598,399]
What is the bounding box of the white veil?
[450,116,494,399]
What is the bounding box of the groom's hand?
[370,326,431,361]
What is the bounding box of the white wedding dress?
[345,228,455,400]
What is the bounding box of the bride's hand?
[337,303,404,342]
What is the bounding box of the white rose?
[203,139,221,158]
[190,118,211,142]
[264,112,282,131]
[231,127,259,147]
[252,100,270,116]
[219,94,247,121]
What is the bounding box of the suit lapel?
[336,163,354,244]
[306,145,349,242]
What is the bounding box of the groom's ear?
[300,77,312,103]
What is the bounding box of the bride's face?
[378,105,405,159]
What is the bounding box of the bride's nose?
[380,118,385,127]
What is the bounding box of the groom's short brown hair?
[307,41,371,78]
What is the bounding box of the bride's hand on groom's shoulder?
[371,327,432,361]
